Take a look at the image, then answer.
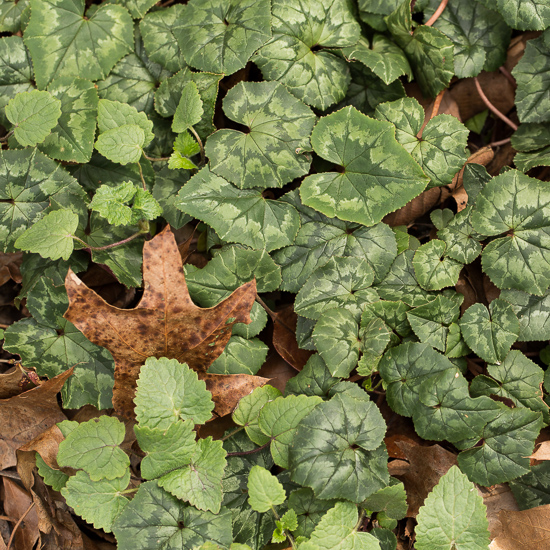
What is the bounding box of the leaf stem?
[473,77,518,131]
[417,88,445,139]
[226,440,271,457]
[119,487,139,495]
[255,294,276,320]
[220,426,245,441]
[143,153,170,162]
[0,129,14,143]
[189,126,205,167]
[354,508,366,532]
[7,502,34,550]
[72,229,147,252]
[499,66,517,89]
[424,0,449,26]
[488,137,511,148]
[137,160,147,191]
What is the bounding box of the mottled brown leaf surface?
[491,505,550,550]
[3,477,39,550]
[64,227,267,418]
[0,367,71,470]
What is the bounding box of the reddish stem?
[425,0,449,26]
[474,77,518,131]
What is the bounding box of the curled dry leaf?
[64,227,268,418]
[0,367,72,470]
[0,364,30,399]
[490,505,550,550]
[3,477,40,550]
[0,251,22,286]
[529,441,550,461]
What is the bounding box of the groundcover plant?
[1,0,550,547]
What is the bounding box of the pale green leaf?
[89,181,136,226]
[247,465,286,513]
[0,0,29,33]
[97,98,154,146]
[413,240,463,291]
[36,454,69,491]
[514,146,550,172]
[130,187,162,222]
[362,481,407,521]
[478,0,550,30]
[361,300,412,348]
[511,123,550,152]
[172,81,203,133]
[95,124,145,165]
[119,0,156,19]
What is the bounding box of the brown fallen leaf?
[478,484,519,540]
[490,505,550,550]
[0,367,72,470]
[3,477,39,550]
[0,251,22,286]
[529,441,550,461]
[64,227,268,418]
[0,364,31,399]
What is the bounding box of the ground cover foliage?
[1,0,550,548]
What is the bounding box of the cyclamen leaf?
[152,165,192,229]
[437,207,483,265]
[24,0,133,89]
[290,392,388,502]
[285,354,341,399]
[15,209,78,261]
[206,81,316,190]
[362,481,407,521]
[477,0,550,30]
[62,470,130,533]
[97,99,154,146]
[288,488,337,539]
[511,123,550,152]
[514,146,550,172]
[175,0,271,75]
[361,300,412,347]
[112,481,232,550]
[460,299,519,364]
[501,288,550,341]
[95,124,145,165]
[119,0,157,19]
[301,106,428,226]
[172,81,203,133]
[255,0,360,110]
[0,0,28,33]
[375,97,469,188]
[176,167,300,252]
[509,462,550,510]
[5,90,61,146]
[134,357,215,429]
[415,466,490,550]
[57,416,129,481]
[413,240,463,291]
[208,336,268,376]
[247,465,286,513]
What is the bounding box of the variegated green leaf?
[206,81,316,190]
[361,300,412,347]
[509,462,550,510]
[301,106,429,226]
[413,240,463,291]
[501,288,550,342]
[151,165,191,229]
[24,0,133,90]
[0,0,29,33]
[208,336,268,376]
[514,146,550,172]
[477,0,550,30]
[437,207,483,264]
[254,0,360,110]
[119,0,157,19]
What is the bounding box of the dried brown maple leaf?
[64,227,268,418]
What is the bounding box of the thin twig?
[220,426,245,441]
[0,358,20,364]
[0,516,16,523]
[488,137,511,148]
[73,230,146,252]
[255,295,276,321]
[137,161,147,191]
[417,89,446,139]
[226,441,271,457]
[474,77,518,131]
[499,66,517,89]
[424,0,449,26]
[7,502,34,550]
[189,127,205,167]
[143,153,170,162]
[0,130,14,143]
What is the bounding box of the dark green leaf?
[509,462,550,510]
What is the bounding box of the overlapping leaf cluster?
[2,0,550,548]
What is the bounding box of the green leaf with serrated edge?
[413,240,463,291]
[295,257,377,321]
[370,529,396,550]
[0,36,34,127]
[58,419,79,438]
[37,77,98,163]
[413,368,500,443]
[415,466,489,550]
[119,0,156,19]
[285,354,341,399]
[313,308,361,378]
[172,81,203,133]
[5,89,61,146]
[430,209,454,231]
[247,465,286,513]
[477,0,550,30]
[255,0,359,110]
[0,0,28,33]
[112,481,232,550]
[135,420,195,480]
[36,454,68,491]
[288,488,337,539]
[509,462,550,510]
[511,123,550,152]
[140,5,187,73]
[513,35,550,123]
[470,350,548,422]
[437,207,483,265]
[273,191,398,292]
[425,0,510,78]
[176,167,300,253]
[406,296,460,352]
[296,315,316,351]
[97,99,154,146]
[445,323,470,358]
[361,301,412,347]
[155,69,223,139]
[89,181,136,226]
[152,165,191,229]
[258,395,322,468]
[385,0,454,97]
[62,470,130,533]
[206,81,315,190]
[232,385,282,446]
[57,416,128,481]
[15,209,78,261]
[0,148,81,253]
[470,170,550,294]
[134,357,214,430]
[357,318,392,377]
[500,289,550,342]
[159,438,227,513]
[301,106,428,226]
[208,337,268,376]
[379,342,457,418]
[96,26,171,114]
[130,187,162,222]
[174,131,200,158]
[309,502,381,550]
[279,509,298,532]
[223,431,276,549]
[343,35,412,86]
[375,250,436,307]
[458,406,543,485]
[362,480,407,520]
[290,392,388,502]
[460,299,519,364]
[375,98,469,188]
[514,146,550,172]
[175,0,270,75]
[168,151,197,170]
[23,0,133,90]
[95,124,145,165]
